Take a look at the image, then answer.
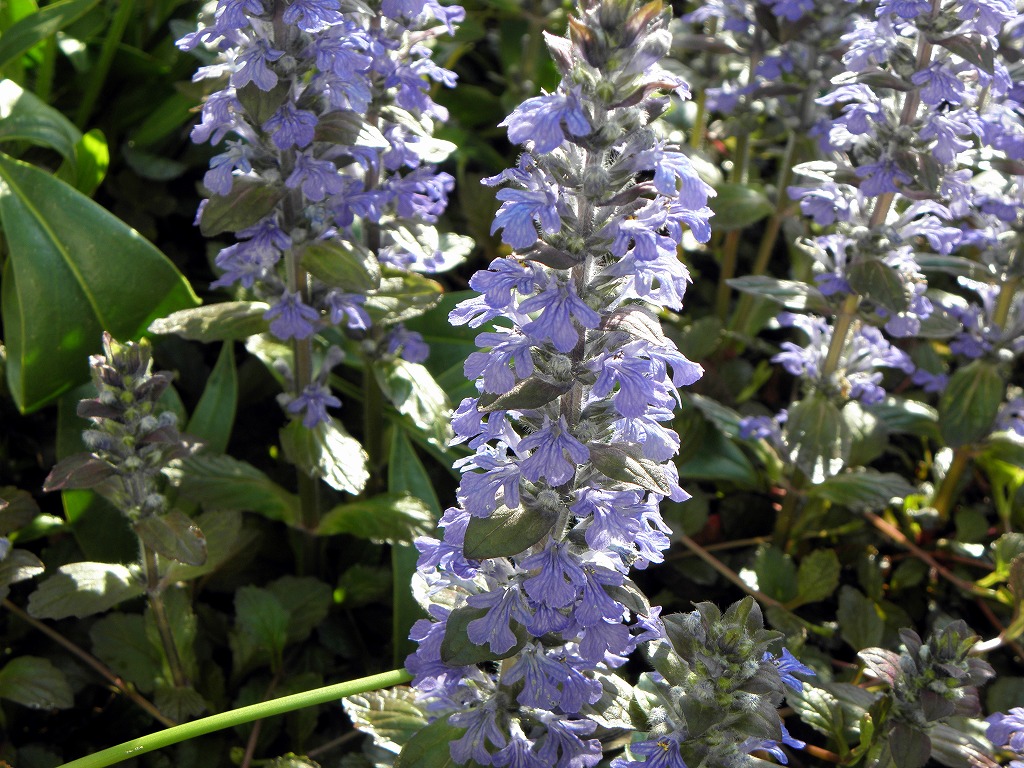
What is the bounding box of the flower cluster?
[178,0,464,427]
[42,333,195,520]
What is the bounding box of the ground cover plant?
[0,0,1023,767]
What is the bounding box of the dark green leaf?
[784,394,850,482]
[343,686,428,754]
[186,343,237,454]
[90,614,163,693]
[854,70,913,91]
[847,260,908,313]
[280,417,369,496]
[266,576,333,644]
[809,470,915,510]
[199,178,284,237]
[364,272,444,326]
[149,302,271,341]
[588,442,673,495]
[867,397,939,439]
[787,685,843,739]
[795,548,841,605]
[479,376,571,412]
[314,111,389,147]
[394,717,468,768]
[933,34,994,74]
[677,428,760,488]
[0,79,79,162]
[154,684,206,721]
[0,152,198,412]
[890,723,932,768]
[582,672,636,729]
[236,81,291,126]
[301,239,381,293]
[336,564,392,608]
[133,510,207,566]
[0,549,44,592]
[0,485,39,534]
[753,546,798,603]
[836,586,884,650]
[726,276,828,312]
[440,604,526,667]
[234,586,290,670]
[28,562,143,620]
[318,493,433,543]
[165,509,252,583]
[0,0,99,70]
[463,504,556,559]
[939,360,1004,447]
[709,183,774,231]
[172,454,301,527]
[0,657,73,710]
[63,128,108,195]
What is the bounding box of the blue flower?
[263,102,318,149]
[518,416,589,486]
[766,648,815,692]
[616,736,688,768]
[264,290,320,340]
[519,282,600,353]
[500,91,590,153]
[491,187,562,250]
[232,39,283,90]
[286,383,341,427]
[450,701,508,765]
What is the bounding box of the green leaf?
[187,343,237,454]
[0,485,38,534]
[0,656,73,710]
[795,549,841,606]
[752,546,798,603]
[463,504,557,560]
[889,723,932,768]
[63,128,109,195]
[280,417,369,496]
[364,271,444,326]
[784,394,850,482]
[848,260,909,313]
[479,376,571,413]
[336,564,392,608]
[394,717,468,768]
[939,360,1004,447]
[788,685,843,739]
[343,686,429,754]
[678,428,760,488]
[171,454,301,527]
[234,586,290,672]
[727,276,829,312]
[933,34,994,75]
[709,183,774,231]
[149,302,271,341]
[132,510,207,566]
[0,549,44,594]
[0,151,198,412]
[374,359,453,447]
[154,684,206,721]
[198,178,284,237]
[0,0,98,70]
[588,442,673,495]
[301,239,381,293]
[266,576,333,644]
[440,604,526,666]
[89,613,163,693]
[27,561,144,619]
[317,493,433,544]
[165,509,253,584]
[0,79,80,162]
[583,672,638,730]
[836,586,885,651]
[867,397,939,439]
[809,469,916,511]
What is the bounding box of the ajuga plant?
[175,0,466,501]
[399,1,811,766]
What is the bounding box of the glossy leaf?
[374,358,453,447]
[266,576,333,644]
[727,276,829,312]
[0,151,198,412]
[939,360,1004,447]
[588,442,673,495]
[317,493,433,543]
[463,504,557,559]
[394,716,467,768]
[27,561,144,620]
[440,604,527,666]
[708,183,773,231]
[234,586,289,671]
[795,549,841,606]
[0,656,73,710]
[165,509,253,583]
[0,78,79,162]
[280,417,369,496]
[836,586,884,651]
[301,239,381,293]
[149,301,271,341]
[343,686,428,755]
[0,0,98,70]
[198,178,284,237]
[170,454,301,527]
[89,614,162,693]
[186,342,237,454]
[784,394,850,482]
[364,271,444,326]
[479,376,570,413]
[847,260,908,313]
[133,510,207,566]
[809,469,916,510]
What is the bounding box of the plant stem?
[688,17,718,151]
[2,599,175,728]
[931,447,971,522]
[35,36,58,104]
[677,534,783,610]
[143,546,188,689]
[75,0,137,128]
[772,471,806,553]
[821,293,861,380]
[363,365,386,493]
[56,669,413,768]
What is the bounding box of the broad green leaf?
[727,276,829,312]
[0,656,73,710]
[934,34,994,75]
[939,360,1004,447]
[809,470,916,510]
[867,396,939,439]
[752,546,798,603]
[318,493,433,544]
[0,151,198,412]
[440,604,526,666]
[364,271,444,326]
[589,442,673,495]
[266,576,332,644]
[171,454,301,526]
[582,673,637,730]
[709,183,774,230]
[787,685,843,739]
[187,342,237,454]
[337,563,392,607]
[27,561,144,619]
[280,417,369,496]
[343,686,429,754]
[234,586,289,672]
[479,376,570,413]
[836,586,884,651]
[149,302,271,341]
[394,717,467,768]
[847,260,909,313]
[62,128,109,195]
[301,239,381,293]
[889,723,932,768]
[0,549,44,592]
[90,613,163,693]
[165,509,253,583]
[463,504,557,559]
[0,485,38,533]
[133,510,207,566]
[784,394,850,482]
[199,178,284,237]
[374,359,453,447]
[154,684,206,721]
[678,428,760,488]
[0,0,98,70]
[795,549,841,606]
[0,79,79,162]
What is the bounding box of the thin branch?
[677,534,784,610]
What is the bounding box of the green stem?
[714,129,752,321]
[688,17,718,151]
[821,293,861,381]
[56,669,413,768]
[993,274,1020,330]
[363,364,385,493]
[35,36,58,104]
[143,547,188,689]
[932,447,972,522]
[75,0,136,128]
[772,470,806,553]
